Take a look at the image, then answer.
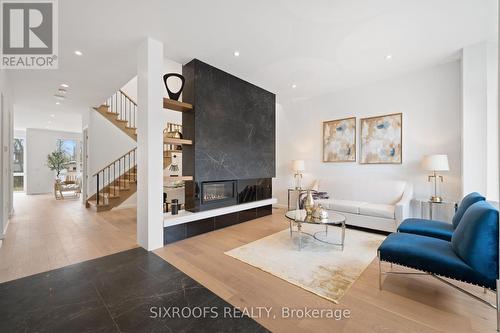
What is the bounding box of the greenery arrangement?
[47,144,70,178]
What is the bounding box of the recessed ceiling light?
[60,83,69,88]
[55,102,60,105]
[50,114,55,117]
[292,84,297,89]
[385,54,393,60]
[233,50,240,57]
[74,50,83,56]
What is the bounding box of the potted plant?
[47,146,70,199]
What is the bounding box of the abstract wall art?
[360,113,402,164]
[323,117,356,162]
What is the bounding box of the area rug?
[225,224,385,303]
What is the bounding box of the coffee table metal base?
[289,221,345,251]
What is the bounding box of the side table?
[287,188,307,211]
[416,198,458,220]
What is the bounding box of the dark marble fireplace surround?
[182,59,276,212]
[164,59,276,245]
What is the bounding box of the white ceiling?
[9,0,496,132]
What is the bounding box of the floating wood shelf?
[163,137,192,145]
[163,98,193,112]
[164,176,193,182]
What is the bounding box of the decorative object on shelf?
[163,73,185,101]
[312,204,329,219]
[164,131,182,151]
[323,117,356,162]
[360,113,402,164]
[421,154,449,203]
[171,199,179,215]
[163,193,168,213]
[292,160,305,189]
[164,122,183,150]
[168,154,180,177]
[304,190,315,216]
[164,129,183,140]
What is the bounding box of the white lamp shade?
[421,154,449,171]
[292,160,305,172]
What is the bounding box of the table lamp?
[421,154,449,203]
[292,160,305,190]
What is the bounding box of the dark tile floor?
[0,248,268,333]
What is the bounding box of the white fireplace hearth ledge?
[163,198,277,227]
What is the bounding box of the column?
[137,38,164,250]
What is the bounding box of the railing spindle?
[97,173,100,205]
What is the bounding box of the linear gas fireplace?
[201,180,236,205]
[184,178,272,212]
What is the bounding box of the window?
[56,139,78,173]
[13,138,24,192]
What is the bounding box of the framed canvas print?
[323,117,356,162]
[360,113,402,164]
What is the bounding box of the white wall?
[86,108,137,197]
[461,43,488,198]
[25,129,82,194]
[461,40,499,202]
[274,61,462,213]
[0,69,14,238]
[486,39,498,202]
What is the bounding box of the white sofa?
[314,179,413,232]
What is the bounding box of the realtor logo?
[1,0,58,69]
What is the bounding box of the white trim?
[164,198,277,227]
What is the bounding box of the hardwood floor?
[1,194,496,332]
[0,193,137,283]
[155,208,497,333]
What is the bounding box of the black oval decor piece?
[163,73,185,101]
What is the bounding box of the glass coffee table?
[285,209,346,251]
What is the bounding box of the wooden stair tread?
[163,98,193,112]
[93,106,137,142]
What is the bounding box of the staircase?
[87,90,138,211]
[93,90,138,141]
[87,89,192,211]
[86,148,137,212]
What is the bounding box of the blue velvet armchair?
[378,200,499,331]
[397,192,485,241]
